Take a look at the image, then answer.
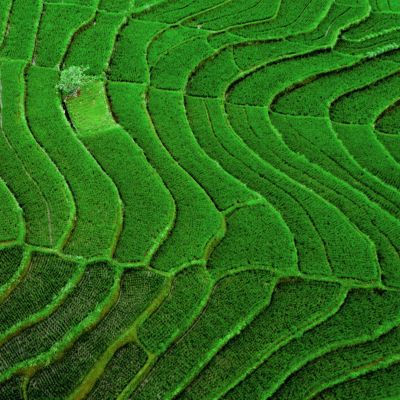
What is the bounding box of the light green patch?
[66,81,115,136]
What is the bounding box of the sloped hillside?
[0,0,400,398]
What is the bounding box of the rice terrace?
[1,0,400,398]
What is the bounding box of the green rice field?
[1,0,400,398]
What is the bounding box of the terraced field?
[1,0,400,398]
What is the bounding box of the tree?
[56,66,93,98]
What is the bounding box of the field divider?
[66,80,176,263]
[265,116,393,267]
[0,0,13,50]
[19,62,77,250]
[0,247,31,305]
[252,294,400,399]
[128,270,279,399]
[309,356,400,399]
[209,100,333,275]
[66,273,173,400]
[202,97,382,282]
[62,114,125,258]
[59,95,124,258]
[181,283,349,400]
[0,176,25,245]
[265,327,400,399]
[0,261,85,347]
[103,81,177,264]
[0,121,56,247]
[108,80,225,270]
[0,265,124,385]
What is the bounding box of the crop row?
[0,260,116,375]
[0,245,24,289]
[234,106,400,287]
[0,60,74,248]
[131,269,276,399]
[107,82,224,271]
[65,80,175,263]
[25,66,122,257]
[184,96,379,280]
[224,287,400,399]
[27,268,165,398]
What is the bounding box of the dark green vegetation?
[0,0,400,398]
